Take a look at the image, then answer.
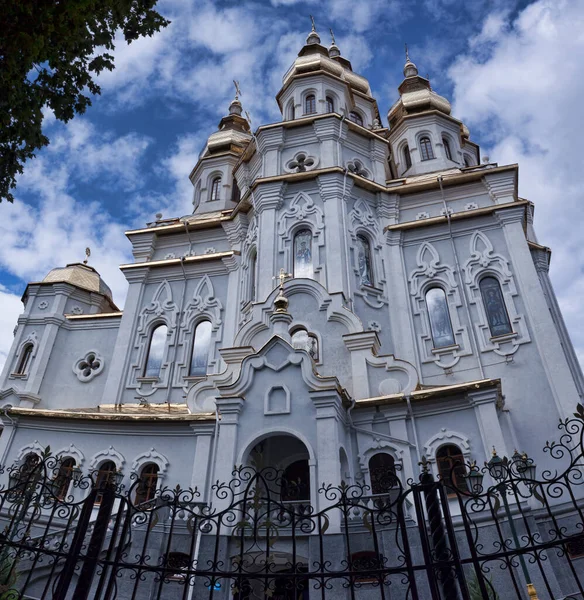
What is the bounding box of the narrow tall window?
[135,463,159,505]
[291,328,319,361]
[293,229,313,279]
[95,460,117,504]
[356,235,373,287]
[304,94,316,115]
[287,100,295,120]
[210,177,221,202]
[480,277,512,337]
[249,249,257,302]
[190,320,212,377]
[231,177,241,203]
[15,344,33,375]
[419,136,434,161]
[369,453,396,495]
[326,96,334,113]
[54,457,76,500]
[436,444,468,493]
[426,288,455,348]
[349,111,363,126]
[403,144,412,170]
[443,137,452,160]
[144,324,167,378]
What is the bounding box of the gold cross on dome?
[273,268,292,290]
[233,80,242,100]
[310,15,316,32]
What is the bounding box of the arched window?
[479,277,512,337]
[356,235,373,287]
[443,137,453,160]
[304,94,316,115]
[326,96,334,113]
[436,444,468,492]
[144,324,167,378]
[189,320,212,377]
[349,111,363,126]
[209,176,221,202]
[281,459,310,501]
[15,343,33,375]
[15,453,40,489]
[419,136,434,161]
[287,100,295,120]
[95,460,117,504]
[54,457,76,500]
[368,453,396,495]
[249,249,257,302]
[291,328,318,361]
[135,463,159,505]
[293,229,313,279]
[403,144,412,170]
[426,287,455,348]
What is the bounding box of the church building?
[0,24,582,534]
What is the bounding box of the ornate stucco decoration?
[128,280,179,395]
[73,350,104,382]
[176,275,224,388]
[462,231,530,357]
[347,199,387,309]
[131,448,169,479]
[278,192,325,283]
[89,446,125,472]
[346,158,371,179]
[284,151,319,174]
[409,242,471,368]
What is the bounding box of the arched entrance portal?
[247,434,311,505]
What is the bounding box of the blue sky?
[2,0,583,371]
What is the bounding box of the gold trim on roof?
[355,378,500,407]
[385,200,528,232]
[65,312,123,320]
[120,251,238,271]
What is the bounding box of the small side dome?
[42,263,113,299]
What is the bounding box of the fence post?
[71,486,116,600]
[420,460,460,600]
[53,488,98,599]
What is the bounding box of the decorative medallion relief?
[346,159,370,179]
[285,151,318,174]
[38,301,49,310]
[73,350,104,382]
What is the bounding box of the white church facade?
[0,26,583,596]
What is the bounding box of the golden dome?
[42,263,113,299]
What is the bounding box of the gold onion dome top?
[202,98,251,157]
[387,52,451,129]
[42,263,113,299]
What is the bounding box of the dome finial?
[329,28,341,58]
[403,43,418,78]
[229,80,243,116]
[83,247,91,265]
[306,15,320,45]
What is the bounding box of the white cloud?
[449,0,584,361]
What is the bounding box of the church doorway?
[246,434,312,505]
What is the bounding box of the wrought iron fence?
[2,407,584,599]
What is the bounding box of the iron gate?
[1,407,584,599]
